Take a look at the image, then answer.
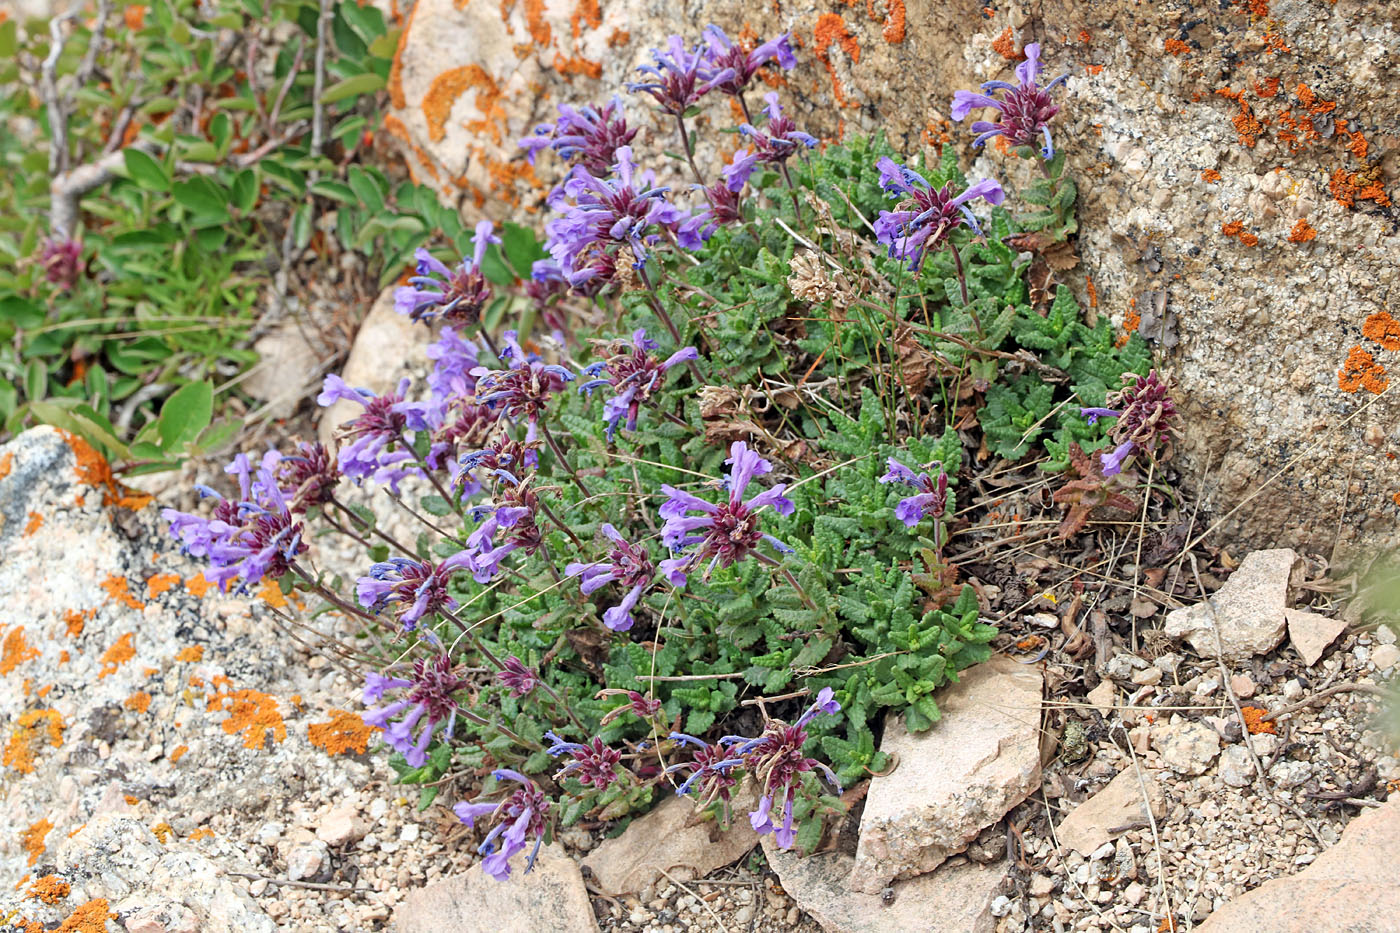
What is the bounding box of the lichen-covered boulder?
[387,0,1400,560]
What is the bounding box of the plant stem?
[537,497,585,549]
[290,564,379,622]
[754,552,818,613]
[778,162,804,223]
[330,496,417,559]
[675,113,705,187]
[637,265,706,382]
[948,243,984,338]
[539,419,592,499]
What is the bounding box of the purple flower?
[700,26,796,97]
[361,655,466,769]
[472,331,574,435]
[546,146,690,276]
[356,555,474,630]
[39,237,83,290]
[723,94,817,192]
[544,731,624,789]
[564,523,656,632]
[578,329,699,441]
[526,259,571,331]
[873,157,1005,269]
[878,457,950,528]
[317,375,435,491]
[497,656,539,698]
[453,769,551,881]
[426,327,482,400]
[665,732,744,806]
[598,689,664,726]
[394,221,501,324]
[678,182,743,245]
[460,465,545,583]
[719,687,842,850]
[658,440,795,586]
[1079,370,1176,476]
[274,441,340,512]
[951,42,1067,159]
[628,35,731,115]
[519,97,638,175]
[164,451,309,593]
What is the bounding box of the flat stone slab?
[849,656,1043,893]
[1284,608,1348,666]
[581,784,758,895]
[1164,549,1300,659]
[1056,768,1166,857]
[1196,798,1400,931]
[394,844,598,933]
[763,837,1003,933]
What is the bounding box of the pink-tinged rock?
[1164,549,1301,659]
[1056,768,1167,857]
[581,784,758,895]
[764,836,1003,933]
[1196,798,1400,931]
[394,844,598,933]
[1284,608,1348,666]
[848,657,1043,894]
[318,286,429,448]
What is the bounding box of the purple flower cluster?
[722,94,817,192]
[658,441,794,586]
[700,26,795,98]
[362,655,465,768]
[39,237,83,290]
[1080,369,1177,476]
[472,331,574,442]
[163,451,308,593]
[544,731,624,789]
[519,97,638,175]
[873,157,1005,269]
[565,523,656,631]
[394,221,500,325]
[356,554,473,630]
[879,457,950,528]
[546,146,692,281]
[497,656,539,698]
[952,42,1067,159]
[628,35,732,115]
[317,375,436,492]
[578,329,698,440]
[670,688,842,848]
[597,689,663,726]
[274,441,341,512]
[454,769,551,881]
[461,464,545,582]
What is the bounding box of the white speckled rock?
[1165,549,1301,659]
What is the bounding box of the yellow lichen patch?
[170,744,189,763]
[209,689,287,750]
[20,819,52,867]
[100,575,144,610]
[4,709,65,774]
[151,822,173,843]
[175,644,204,663]
[1362,311,1400,352]
[145,573,181,599]
[188,827,214,841]
[28,875,70,905]
[22,512,42,536]
[1338,345,1389,395]
[0,626,40,675]
[308,709,379,756]
[184,574,214,598]
[97,633,136,679]
[54,898,117,932]
[123,691,151,714]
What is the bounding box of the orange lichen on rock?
[1220,220,1245,237]
[422,65,506,146]
[1240,705,1277,735]
[1338,346,1389,395]
[28,874,70,904]
[1,626,40,675]
[63,609,91,638]
[1215,88,1263,148]
[569,0,600,40]
[1163,38,1189,56]
[185,573,214,598]
[1287,218,1316,243]
[388,0,417,108]
[151,821,173,842]
[1200,169,1221,183]
[22,512,42,536]
[175,644,205,663]
[881,0,906,44]
[170,744,189,763]
[1238,231,1258,246]
[991,27,1018,60]
[55,898,117,933]
[189,827,215,841]
[64,432,117,499]
[97,632,135,679]
[123,691,151,714]
[0,452,12,480]
[20,819,52,867]
[145,573,181,599]
[209,688,287,750]
[1329,167,1390,209]
[1363,311,1400,351]
[1253,77,1280,98]
[309,709,379,756]
[3,709,65,774]
[813,13,860,107]
[100,575,144,610]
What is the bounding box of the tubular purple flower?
[498,656,539,698]
[39,237,83,290]
[658,441,795,586]
[360,655,466,769]
[577,329,698,441]
[701,26,796,97]
[454,770,551,881]
[951,42,1067,159]
[394,222,501,324]
[723,94,817,192]
[679,182,743,245]
[564,522,656,631]
[597,689,664,726]
[274,441,340,512]
[356,553,474,630]
[666,732,744,804]
[878,457,951,529]
[873,156,1005,269]
[518,97,638,175]
[628,35,731,115]
[543,731,624,789]
[472,331,574,432]
[426,327,482,400]
[1079,370,1177,475]
[317,375,435,491]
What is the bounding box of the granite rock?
[1165,549,1301,659]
